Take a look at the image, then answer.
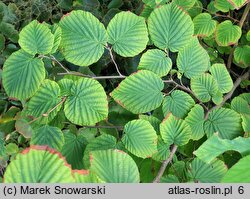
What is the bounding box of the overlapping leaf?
[162,90,195,119]
[122,119,158,158]
[209,63,233,93]
[111,70,164,114]
[25,80,62,124]
[188,158,227,182]
[193,13,217,37]
[19,20,54,55]
[234,45,250,67]
[90,149,140,182]
[204,108,242,139]
[2,49,45,100]
[107,11,148,57]
[222,155,250,182]
[177,37,210,78]
[227,0,248,9]
[160,114,191,146]
[191,73,218,102]
[148,3,194,52]
[231,96,250,115]
[215,20,242,46]
[214,0,234,12]
[60,10,107,66]
[64,78,108,125]
[185,104,205,140]
[3,146,74,183]
[194,134,250,163]
[61,130,86,169]
[31,125,64,151]
[138,49,172,77]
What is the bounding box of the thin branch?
[57,72,126,79]
[82,125,124,130]
[205,70,250,119]
[106,45,125,77]
[153,145,178,183]
[39,55,70,73]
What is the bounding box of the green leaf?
[90,149,140,182]
[214,0,234,12]
[111,70,164,114]
[162,90,195,119]
[204,108,242,139]
[142,0,169,8]
[177,37,210,78]
[152,136,170,162]
[209,63,233,93]
[242,114,250,134]
[107,11,148,57]
[60,10,107,66]
[2,49,45,100]
[64,78,108,125]
[215,20,242,46]
[191,73,218,102]
[193,13,217,37]
[185,104,205,140]
[139,115,161,133]
[122,119,158,158]
[58,78,74,96]
[73,170,99,183]
[231,96,250,115]
[160,114,191,146]
[61,130,86,169]
[148,3,194,52]
[194,134,250,163]
[31,125,64,152]
[25,80,62,124]
[138,49,172,77]
[188,158,227,182]
[15,118,33,138]
[173,0,196,10]
[227,0,248,9]
[83,134,117,169]
[4,146,74,182]
[50,24,62,54]
[19,20,54,55]
[234,45,250,67]
[222,155,250,182]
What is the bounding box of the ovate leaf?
[152,136,170,162]
[193,13,217,37]
[227,0,248,9]
[19,20,54,55]
[122,119,158,158]
[162,90,195,119]
[31,125,64,151]
[214,0,234,12]
[138,49,172,77]
[191,73,218,102]
[173,0,196,10]
[188,158,227,182]
[185,104,205,140]
[194,134,250,163]
[222,155,250,182]
[111,70,164,114]
[234,45,250,67]
[107,11,148,57]
[215,20,242,46]
[4,146,74,182]
[60,10,107,66]
[64,78,108,125]
[209,63,233,93]
[148,3,194,52]
[177,37,210,78]
[25,80,62,124]
[204,108,242,139]
[231,96,250,115]
[2,50,45,100]
[160,114,191,146]
[90,149,140,182]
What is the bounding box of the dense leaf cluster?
[0,0,250,183]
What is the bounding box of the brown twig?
[153,145,178,183]
[205,70,250,119]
